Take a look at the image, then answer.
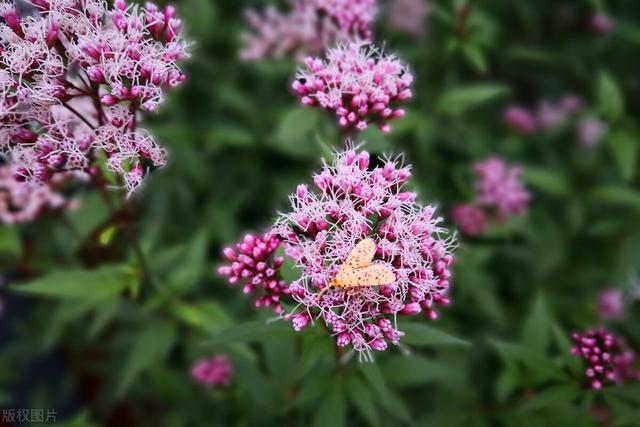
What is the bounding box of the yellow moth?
[322,238,395,294]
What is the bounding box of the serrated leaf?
[204,320,296,347]
[399,322,470,347]
[597,71,623,121]
[437,84,509,114]
[116,322,176,396]
[12,266,129,300]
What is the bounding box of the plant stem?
[61,100,94,129]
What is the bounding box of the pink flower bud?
[100,95,117,106]
[400,302,421,315]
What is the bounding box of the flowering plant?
[220,148,455,360]
[0,0,189,193]
[240,0,377,61]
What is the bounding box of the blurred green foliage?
[1,0,640,426]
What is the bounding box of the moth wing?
[341,264,396,287]
[343,238,377,270]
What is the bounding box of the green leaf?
[399,322,470,347]
[89,298,120,338]
[346,373,380,427]
[312,380,346,427]
[166,231,208,293]
[461,44,488,73]
[66,193,109,236]
[604,383,640,404]
[295,333,333,379]
[521,294,551,352]
[233,354,284,414]
[597,71,623,121]
[116,322,176,396]
[381,355,443,387]
[98,225,118,246]
[0,226,21,256]
[496,364,520,402]
[551,323,582,377]
[293,370,334,408]
[204,320,297,347]
[53,411,101,427]
[12,266,129,300]
[181,0,216,36]
[437,84,509,115]
[207,125,254,149]
[522,168,571,196]
[588,185,640,210]
[606,130,637,181]
[359,364,412,423]
[170,301,232,335]
[272,108,323,158]
[518,384,581,411]
[42,299,104,349]
[493,340,565,382]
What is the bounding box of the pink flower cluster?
[219,149,455,358]
[474,157,531,217]
[452,156,531,236]
[503,95,582,134]
[387,0,431,39]
[240,0,377,62]
[0,0,189,194]
[589,12,614,34]
[450,204,487,236]
[577,118,607,148]
[502,96,607,147]
[598,289,626,321]
[191,355,232,387]
[273,149,454,358]
[293,42,413,133]
[218,233,290,314]
[0,164,68,224]
[571,328,639,389]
